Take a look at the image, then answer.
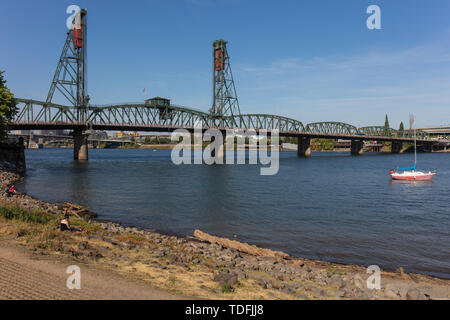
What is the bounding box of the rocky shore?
[1,169,449,300]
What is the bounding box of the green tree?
[383,114,390,136]
[311,138,334,151]
[399,122,404,133]
[384,114,390,129]
[0,71,18,141]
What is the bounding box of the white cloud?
[235,40,450,127]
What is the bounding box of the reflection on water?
[18,148,450,279]
[390,180,435,186]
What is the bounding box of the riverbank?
[1,170,449,300]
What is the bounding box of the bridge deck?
[9,122,446,144]
[10,98,449,144]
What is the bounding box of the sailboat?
[390,115,436,181]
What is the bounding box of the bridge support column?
[216,142,224,162]
[351,140,364,156]
[28,132,34,149]
[210,136,225,164]
[297,136,311,157]
[391,141,403,154]
[72,129,89,161]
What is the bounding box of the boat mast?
[414,127,417,167]
[410,114,416,170]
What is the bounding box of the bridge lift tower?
[210,39,241,127]
[46,8,89,160]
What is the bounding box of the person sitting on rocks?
[60,213,82,232]
[5,185,17,197]
[60,213,71,231]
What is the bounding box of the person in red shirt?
[6,185,17,197]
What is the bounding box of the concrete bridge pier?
[72,129,89,161]
[216,143,224,163]
[210,136,225,164]
[28,132,34,149]
[351,140,364,156]
[297,136,311,157]
[391,141,403,154]
[211,144,225,163]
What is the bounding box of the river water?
[17,148,450,278]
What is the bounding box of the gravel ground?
[0,245,187,300]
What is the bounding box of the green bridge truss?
[358,126,429,140]
[11,98,431,140]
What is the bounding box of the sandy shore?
[0,170,449,300]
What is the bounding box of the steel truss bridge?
[9,8,447,160]
[11,98,432,142]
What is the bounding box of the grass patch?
[0,204,76,252]
[326,268,346,278]
[115,233,147,245]
[16,226,31,237]
[0,205,55,225]
[221,284,233,293]
[70,217,103,233]
[168,274,177,286]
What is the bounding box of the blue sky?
[2,0,450,128]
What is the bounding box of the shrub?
[221,284,233,293]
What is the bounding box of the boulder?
[214,272,239,287]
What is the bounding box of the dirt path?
[0,245,188,300]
